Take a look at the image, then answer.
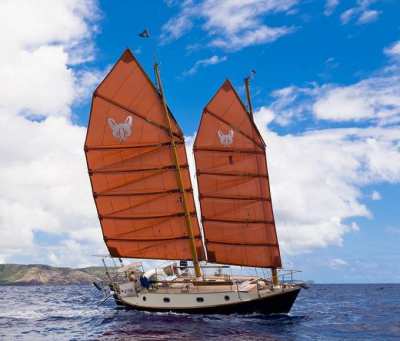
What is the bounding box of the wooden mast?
[244,76,254,117]
[154,63,202,278]
[244,74,279,286]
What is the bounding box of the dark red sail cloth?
[84,49,204,261]
[194,80,281,268]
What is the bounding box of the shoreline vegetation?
[0,264,109,285]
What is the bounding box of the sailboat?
[84,49,303,314]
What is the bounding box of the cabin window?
[196,297,204,303]
[163,297,170,303]
[142,296,146,301]
[224,295,230,301]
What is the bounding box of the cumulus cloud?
[0,0,105,266]
[324,0,339,16]
[340,0,380,25]
[161,0,297,51]
[384,41,400,58]
[183,55,227,76]
[269,65,400,125]
[247,41,400,254]
[254,114,400,254]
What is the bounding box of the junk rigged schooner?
[85,49,303,314]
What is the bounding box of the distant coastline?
[0,264,109,285]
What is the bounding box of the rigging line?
[93,144,187,173]
[205,109,264,149]
[93,166,172,195]
[94,189,192,197]
[203,218,274,224]
[95,92,183,139]
[103,216,199,239]
[206,240,278,247]
[86,141,183,151]
[105,236,201,242]
[90,164,188,175]
[197,171,268,178]
[94,145,170,169]
[100,211,197,220]
[110,240,197,260]
[202,199,259,221]
[101,190,179,217]
[196,153,262,174]
[200,194,271,201]
[198,173,257,193]
[193,147,264,154]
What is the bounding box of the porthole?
[163,297,170,303]
[142,296,146,301]
[224,295,230,301]
[196,297,204,303]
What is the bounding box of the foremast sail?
[84,50,204,271]
[193,80,282,270]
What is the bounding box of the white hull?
[112,278,301,314]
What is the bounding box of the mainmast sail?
[84,49,204,262]
[193,80,281,268]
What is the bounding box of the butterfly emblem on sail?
[107,116,133,142]
[217,129,234,146]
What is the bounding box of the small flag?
[138,29,150,38]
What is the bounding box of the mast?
[244,75,280,287]
[154,62,202,278]
[244,76,254,117]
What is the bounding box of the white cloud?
[384,41,400,58]
[324,0,339,16]
[314,76,400,124]
[340,0,380,25]
[371,191,382,201]
[0,0,105,265]
[161,0,297,51]
[329,258,348,269]
[269,61,400,126]
[357,9,379,24]
[371,190,382,200]
[251,44,400,254]
[183,55,227,76]
[254,113,400,253]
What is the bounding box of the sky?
[0,0,399,283]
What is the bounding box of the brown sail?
[194,80,281,268]
[84,49,204,261]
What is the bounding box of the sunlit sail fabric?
[85,49,204,261]
[194,80,281,268]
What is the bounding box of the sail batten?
[194,80,281,268]
[85,49,204,261]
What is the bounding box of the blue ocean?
[0,284,399,340]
